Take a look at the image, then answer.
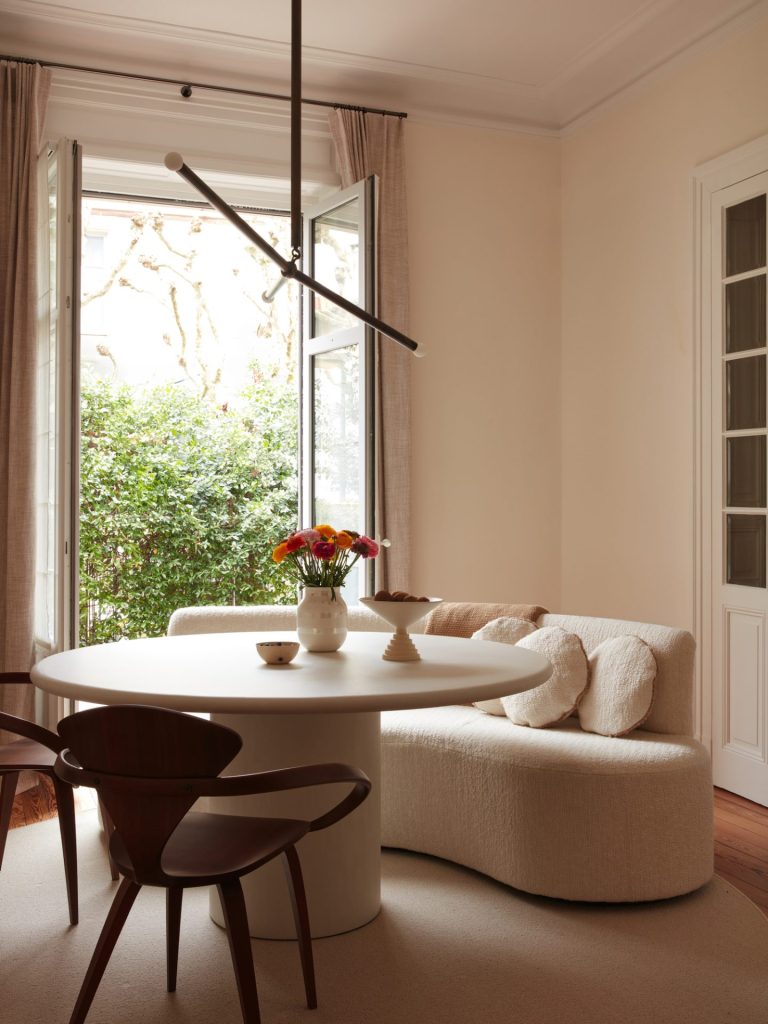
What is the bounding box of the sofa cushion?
[579,635,657,737]
[501,627,589,728]
[470,617,538,715]
[537,614,694,736]
[424,602,548,638]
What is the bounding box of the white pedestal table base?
[209,710,381,939]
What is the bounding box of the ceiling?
[1,0,765,130]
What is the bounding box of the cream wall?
[406,122,561,608]
[561,13,768,628]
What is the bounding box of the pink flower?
[312,540,336,560]
[352,535,379,558]
[297,529,322,544]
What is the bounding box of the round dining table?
[31,630,551,938]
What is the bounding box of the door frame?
[693,130,768,757]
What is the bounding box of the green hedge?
[79,376,298,644]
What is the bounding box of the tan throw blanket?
[423,602,548,639]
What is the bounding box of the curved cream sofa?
[167,604,713,903]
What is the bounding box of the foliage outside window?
[79,197,299,644]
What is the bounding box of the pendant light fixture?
[165,0,424,356]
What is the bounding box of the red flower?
[312,540,336,560]
[352,535,379,558]
[285,533,305,553]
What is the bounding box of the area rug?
[1,810,767,1024]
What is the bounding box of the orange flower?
[314,524,336,540]
[335,531,354,550]
[272,541,289,563]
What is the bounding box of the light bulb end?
[164,152,184,172]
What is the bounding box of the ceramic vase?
[296,586,348,652]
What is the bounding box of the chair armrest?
[207,763,372,831]
[0,711,63,752]
[55,753,371,832]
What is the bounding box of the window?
[37,148,377,647]
[303,179,377,601]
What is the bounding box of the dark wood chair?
[0,670,81,925]
[55,703,371,1024]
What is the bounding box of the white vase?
[296,586,348,652]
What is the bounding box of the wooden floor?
[713,786,768,916]
[8,775,59,828]
[8,780,768,916]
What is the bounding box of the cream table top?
[31,630,551,714]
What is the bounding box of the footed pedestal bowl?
[359,597,443,661]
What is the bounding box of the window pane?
[78,196,300,644]
[726,355,765,430]
[727,436,766,508]
[727,514,766,587]
[725,276,766,353]
[312,198,360,337]
[313,344,361,529]
[726,195,766,277]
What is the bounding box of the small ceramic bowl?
[256,640,300,665]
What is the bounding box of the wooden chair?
[55,703,371,1024]
[0,671,81,925]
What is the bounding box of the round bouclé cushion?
[501,626,589,728]
[578,635,657,737]
[470,617,539,715]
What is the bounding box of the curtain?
[328,109,411,591]
[0,61,51,733]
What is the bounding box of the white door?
[711,173,768,806]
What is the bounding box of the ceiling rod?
[0,53,408,119]
[164,0,423,357]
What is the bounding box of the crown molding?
[560,0,768,134]
[2,0,766,134]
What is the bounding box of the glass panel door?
[723,193,768,587]
[711,172,768,806]
[303,179,376,601]
[35,139,80,660]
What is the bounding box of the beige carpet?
[1,810,767,1024]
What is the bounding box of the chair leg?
[166,887,183,992]
[52,774,78,926]
[68,877,141,1024]
[281,845,317,1010]
[216,880,261,1024]
[0,771,20,869]
[97,797,119,881]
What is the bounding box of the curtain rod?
[0,53,408,119]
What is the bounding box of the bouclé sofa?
[167,603,714,903]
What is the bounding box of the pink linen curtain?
[0,61,51,730]
[328,109,411,591]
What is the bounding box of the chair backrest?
[57,705,242,883]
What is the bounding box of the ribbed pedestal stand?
[382,627,421,662]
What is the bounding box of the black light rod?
[164,153,291,271]
[291,0,302,255]
[262,275,289,303]
[164,153,424,356]
[288,263,421,354]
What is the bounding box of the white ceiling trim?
[560,0,768,134]
[2,0,767,133]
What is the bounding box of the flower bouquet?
[272,525,382,592]
[272,525,384,651]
